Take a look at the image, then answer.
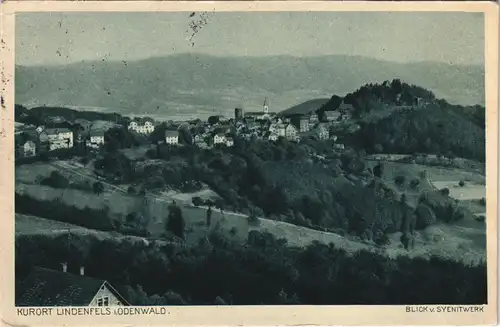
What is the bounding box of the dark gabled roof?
[324,110,341,116]
[280,98,329,117]
[44,128,72,135]
[339,103,354,111]
[89,130,105,137]
[165,130,179,137]
[16,267,129,307]
[130,117,154,125]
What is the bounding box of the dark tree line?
[16,230,487,306]
[15,194,150,237]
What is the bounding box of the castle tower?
[263,98,269,114]
[234,108,244,120]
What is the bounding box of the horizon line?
[15,52,485,69]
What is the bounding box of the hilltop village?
[14,98,357,159]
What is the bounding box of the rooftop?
[165,130,179,137]
[16,267,129,307]
[44,128,72,135]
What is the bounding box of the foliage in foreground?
[16,230,487,306]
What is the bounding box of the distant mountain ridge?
[16,54,484,119]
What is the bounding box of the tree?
[192,196,203,207]
[41,171,69,189]
[440,188,450,196]
[419,170,427,180]
[166,201,185,239]
[248,209,260,226]
[178,128,193,145]
[208,116,220,125]
[415,203,436,229]
[373,162,384,179]
[374,144,384,153]
[104,127,136,151]
[206,206,213,228]
[459,180,465,187]
[390,79,403,95]
[394,175,405,187]
[93,182,104,195]
[94,152,134,182]
[410,178,420,190]
[374,231,390,246]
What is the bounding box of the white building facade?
[44,128,74,150]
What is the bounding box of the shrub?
[439,188,450,197]
[93,182,104,195]
[459,180,465,187]
[192,196,203,207]
[419,170,427,180]
[127,186,136,194]
[373,163,384,178]
[394,175,405,187]
[79,157,90,165]
[40,171,69,189]
[410,178,420,190]
[419,193,428,203]
[374,230,390,246]
[248,212,260,226]
[479,197,486,206]
[475,215,486,222]
[415,203,437,229]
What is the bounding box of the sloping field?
[16,183,137,214]
[429,170,485,184]
[384,224,485,265]
[366,161,433,208]
[16,157,487,266]
[254,219,369,253]
[16,161,98,189]
[15,214,143,243]
[431,181,485,201]
[16,213,90,235]
[15,163,56,184]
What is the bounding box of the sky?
[16,11,484,66]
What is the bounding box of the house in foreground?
[16,265,130,307]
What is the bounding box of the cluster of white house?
[15,124,107,158]
[155,99,350,148]
[15,99,352,158]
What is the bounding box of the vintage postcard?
[0,1,498,326]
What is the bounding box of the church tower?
[263,98,269,114]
